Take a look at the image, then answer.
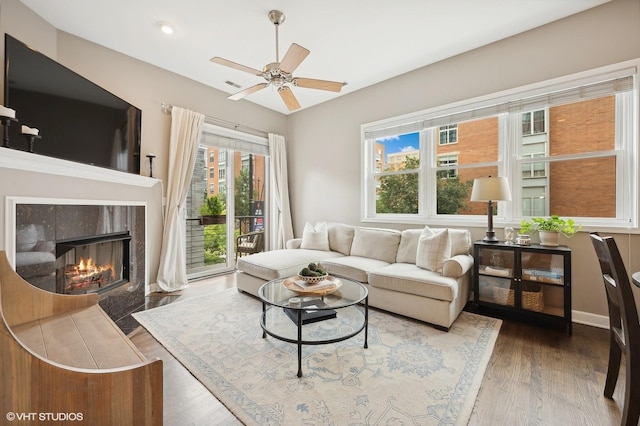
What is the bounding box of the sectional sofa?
[236,222,473,330]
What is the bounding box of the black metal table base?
[261,296,369,377]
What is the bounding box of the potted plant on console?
[520,215,581,247]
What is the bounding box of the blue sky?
[377,132,419,160]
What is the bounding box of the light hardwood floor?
[128,273,626,426]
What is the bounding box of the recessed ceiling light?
[158,21,174,35]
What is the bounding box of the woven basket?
[492,286,545,312]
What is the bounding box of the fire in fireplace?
[55,232,131,295]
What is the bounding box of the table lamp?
[471,176,512,243]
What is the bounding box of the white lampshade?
[470,177,512,202]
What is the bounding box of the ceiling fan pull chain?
[275,21,280,63]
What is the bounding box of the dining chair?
[589,232,640,426]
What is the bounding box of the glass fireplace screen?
[55,232,130,294]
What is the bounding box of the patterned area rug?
[133,288,501,425]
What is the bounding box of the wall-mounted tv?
[3,34,141,174]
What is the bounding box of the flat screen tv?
[3,34,141,174]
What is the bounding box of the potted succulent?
[519,215,581,247]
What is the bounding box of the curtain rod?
[161,103,268,138]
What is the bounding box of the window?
[439,125,458,145]
[209,151,214,163]
[186,122,269,279]
[522,110,546,135]
[521,153,545,178]
[518,96,620,220]
[373,133,420,214]
[437,154,458,179]
[362,63,637,229]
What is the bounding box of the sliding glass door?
[185,125,268,279]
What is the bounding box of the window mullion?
[422,128,435,218]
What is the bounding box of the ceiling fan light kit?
[210,10,344,111]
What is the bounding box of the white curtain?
[268,133,294,249]
[156,107,204,292]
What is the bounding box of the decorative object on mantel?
[0,105,18,148]
[520,215,581,247]
[471,176,512,243]
[21,125,41,152]
[146,154,156,178]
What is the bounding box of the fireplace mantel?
[0,147,157,187]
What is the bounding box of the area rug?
[133,288,501,425]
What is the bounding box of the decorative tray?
[282,275,342,296]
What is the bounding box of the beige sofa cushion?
[300,222,330,251]
[430,227,471,256]
[448,229,472,256]
[327,222,355,255]
[369,263,458,302]
[396,229,422,263]
[350,227,401,263]
[416,228,451,272]
[237,249,344,281]
[320,256,390,283]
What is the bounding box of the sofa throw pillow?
[396,228,423,264]
[300,222,330,251]
[416,228,451,272]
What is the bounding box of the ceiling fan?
[210,10,344,111]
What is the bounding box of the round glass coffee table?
[258,276,368,377]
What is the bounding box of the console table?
[473,241,572,334]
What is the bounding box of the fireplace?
[55,232,131,295]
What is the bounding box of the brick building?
[433,96,614,217]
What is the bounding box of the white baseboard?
[572,310,609,329]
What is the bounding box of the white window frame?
[439,124,458,145]
[361,60,639,232]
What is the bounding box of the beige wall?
[287,0,640,322]
[0,0,287,288]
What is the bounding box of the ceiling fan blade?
[210,57,263,76]
[293,77,344,92]
[279,43,310,74]
[229,83,269,101]
[278,86,301,111]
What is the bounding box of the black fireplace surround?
[15,203,145,326]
